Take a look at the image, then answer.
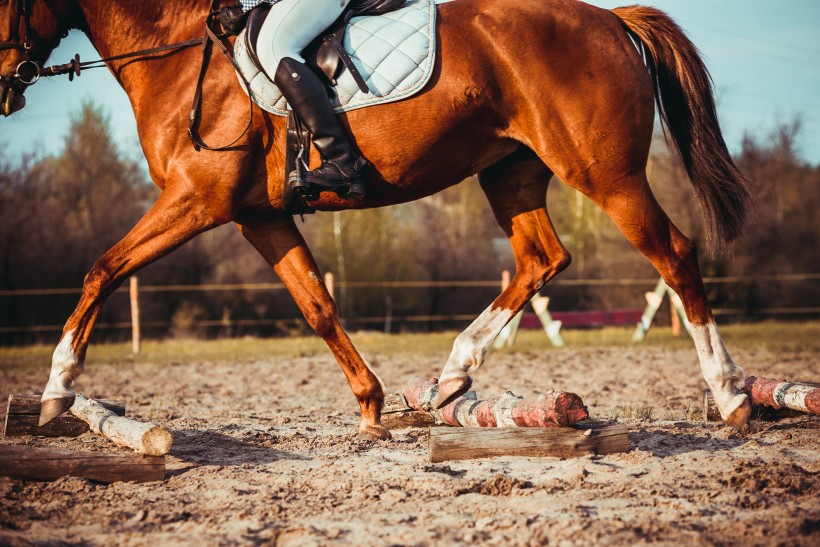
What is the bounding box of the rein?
[38,38,205,82]
[2,0,254,152]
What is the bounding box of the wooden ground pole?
[429,422,629,462]
[0,445,165,483]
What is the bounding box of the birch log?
[70,395,173,456]
[402,377,589,428]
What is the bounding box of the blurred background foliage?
[0,103,817,343]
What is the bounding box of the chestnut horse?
[1,0,753,438]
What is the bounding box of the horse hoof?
[39,395,76,426]
[724,395,752,430]
[434,376,472,409]
[358,424,392,441]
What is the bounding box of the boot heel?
[345,181,366,201]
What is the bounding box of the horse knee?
[661,237,699,291]
[302,300,338,338]
[82,262,116,300]
[549,248,572,277]
[524,247,571,288]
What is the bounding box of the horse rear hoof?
[724,395,752,430]
[39,395,76,426]
[358,424,392,441]
[434,376,472,409]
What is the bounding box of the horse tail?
[611,6,751,249]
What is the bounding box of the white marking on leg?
[440,305,514,382]
[691,322,747,419]
[42,329,82,401]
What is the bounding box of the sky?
[2,0,819,165]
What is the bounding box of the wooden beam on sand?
[70,395,173,456]
[428,422,629,462]
[3,394,125,438]
[380,393,436,430]
[0,445,165,483]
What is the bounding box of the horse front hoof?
[724,394,752,430]
[39,394,76,425]
[434,376,473,409]
[358,423,392,441]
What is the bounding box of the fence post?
[670,296,681,336]
[325,272,335,300]
[130,276,140,354]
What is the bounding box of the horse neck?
[75,0,205,59]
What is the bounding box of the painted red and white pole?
[744,376,820,416]
[402,377,589,428]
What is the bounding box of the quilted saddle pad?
[234,0,437,116]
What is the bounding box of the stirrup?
[283,162,317,215]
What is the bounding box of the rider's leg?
[256,0,366,198]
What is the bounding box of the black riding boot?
[274,57,366,199]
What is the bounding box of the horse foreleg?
[40,186,226,424]
[238,217,390,440]
[578,172,751,429]
[435,150,571,407]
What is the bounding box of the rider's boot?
[274,57,367,200]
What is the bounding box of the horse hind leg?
[435,148,571,407]
[573,170,751,428]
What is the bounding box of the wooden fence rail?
[0,273,818,343]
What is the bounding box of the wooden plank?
[381,392,436,429]
[428,422,628,463]
[0,445,165,483]
[382,410,436,430]
[382,392,409,413]
[4,395,125,438]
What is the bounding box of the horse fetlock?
[47,330,83,386]
[727,362,747,391]
[443,340,483,377]
[42,370,78,398]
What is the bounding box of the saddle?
[228,0,406,94]
[221,0,407,214]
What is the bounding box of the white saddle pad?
[234,0,437,116]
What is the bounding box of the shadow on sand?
[630,426,750,457]
[166,428,310,476]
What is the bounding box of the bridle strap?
[20,0,31,48]
[187,2,255,152]
[1,0,28,52]
[4,0,254,152]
